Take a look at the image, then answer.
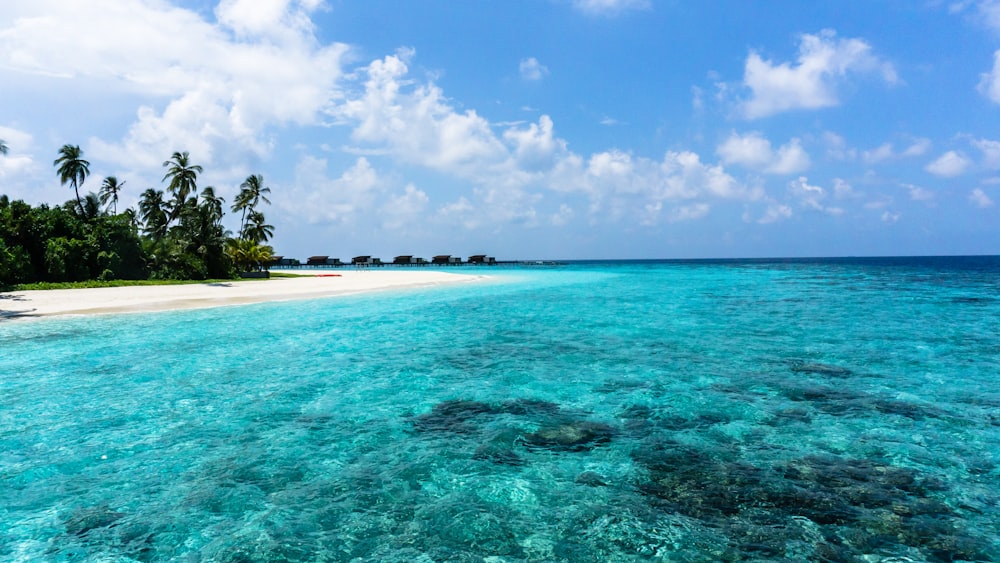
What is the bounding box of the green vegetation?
[0,143,277,287]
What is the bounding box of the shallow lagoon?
[2,257,999,561]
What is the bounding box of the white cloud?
[278,156,381,225]
[0,0,347,174]
[571,0,651,16]
[716,131,810,174]
[863,143,895,164]
[925,150,972,177]
[823,131,857,160]
[519,57,549,81]
[901,138,932,157]
[381,184,430,230]
[0,126,35,183]
[668,203,710,222]
[862,138,931,164]
[503,115,568,172]
[832,178,856,199]
[551,204,574,226]
[691,86,704,110]
[334,52,757,228]
[336,52,509,178]
[973,137,1000,168]
[979,50,1000,103]
[741,30,897,119]
[757,202,793,224]
[788,176,826,210]
[900,182,934,202]
[787,176,845,215]
[970,187,995,207]
[881,211,900,223]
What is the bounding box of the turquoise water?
[1,257,999,561]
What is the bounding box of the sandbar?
[0,270,484,319]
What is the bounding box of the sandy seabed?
[0,270,483,319]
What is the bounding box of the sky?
[2,0,1000,260]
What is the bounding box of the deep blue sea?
[2,257,999,562]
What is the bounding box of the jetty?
[269,254,561,269]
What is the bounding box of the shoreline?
[0,270,484,320]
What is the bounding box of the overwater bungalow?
[393,255,419,265]
[352,255,373,266]
[468,255,496,265]
[306,256,328,267]
[431,255,451,265]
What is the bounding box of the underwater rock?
[594,378,651,393]
[789,361,852,377]
[523,420,617,451]
[410,399,501,434]
[619,404,655,419]
[574,471,608,487]
[630,445,991,560]
[63,504,124,536]
[497,398,561,417]
[473,443,524,466]
[767,407,812,424]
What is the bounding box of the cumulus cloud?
[519,57,549,81]
[716,131,810,174]
[900,182,934,202]
[823,132,857,161]
[862,138,931,164]
[0,126,37,182]
[787,176,844,215]
[571,0,651,16]
[336,52,509,178]
[381,184,430,231]
[901,138,932,157]
[332,52,758,228]
[979,50,1000,103]
[862,143,894,164]
[973,137,1000,168]
[668,203,711,222]
[278,156,381,225]
[757,202,793,224]
[0,0,347,173]
[832,178,856,199]
[925,150,971,177]
[741,30,898,119]
[970,187,995,207]
[551,204,574,226]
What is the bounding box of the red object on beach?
[317,274,342,277]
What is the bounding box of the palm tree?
[138,188,170,240]
[231,174,271,240]
[122,207,140,230]
[243,210,274,244]
[0,139,8,155]
[162,151,202,217]
[54,144,90,215]
[225,238,273,272]
[79,193,104,221]
[199,186,225,225]
[98,176,125,214]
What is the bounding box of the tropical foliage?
[0,144,279,286]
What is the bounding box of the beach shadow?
[0,293,36,320]
[0,308,38,320]
[207,283,233,287]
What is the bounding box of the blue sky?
[2,0,1000,259]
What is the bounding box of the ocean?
[1,257,998,561]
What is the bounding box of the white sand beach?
[0,270,484,319]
